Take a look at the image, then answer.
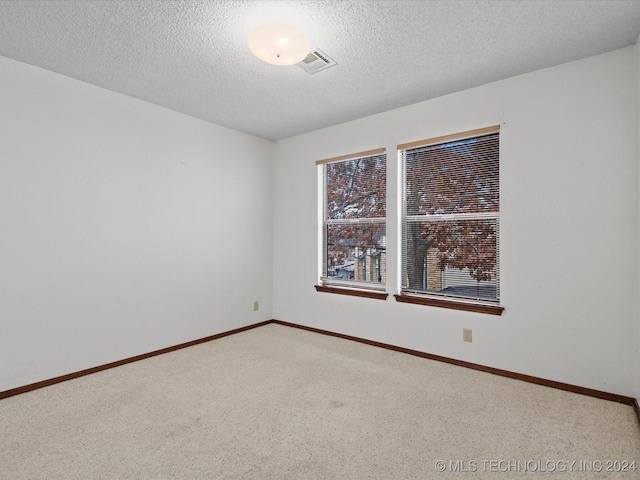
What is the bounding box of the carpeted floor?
[1,323,639,479]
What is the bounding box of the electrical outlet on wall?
[463,328,472,343]
[253,301,259,312]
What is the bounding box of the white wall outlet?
[463,328,472,343]
[253,300,259,311]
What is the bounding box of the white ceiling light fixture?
[248,23,310,66]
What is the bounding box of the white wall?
[0,56,273,392]
[2,46,636,399]
[273,47,637,397]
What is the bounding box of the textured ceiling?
[1,0,640,141]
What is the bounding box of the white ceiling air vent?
[297,49,336,74]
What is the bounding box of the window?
[316,149,387,298]
[397,126,503,314]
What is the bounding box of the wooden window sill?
[315,285,388,300]
[394,293,504,315]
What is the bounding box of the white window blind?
[318,149,386,290]
[399,127,500,303]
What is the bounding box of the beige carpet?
[1,323,639,479]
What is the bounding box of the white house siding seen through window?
[400,127,500,303]
[320,150,386,290]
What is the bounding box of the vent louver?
[297,48,336,74]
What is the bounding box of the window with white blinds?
[318,149,386,290]
[399,126,500,303]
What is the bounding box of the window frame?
[316,148,389,300]
[396,126,504,315]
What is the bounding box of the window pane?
[325,223,386,284]
[401,130,500,304]
[322,151,386,290]
[405,134,498,216]
[402,218,499,302]
[326,154,386,220]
